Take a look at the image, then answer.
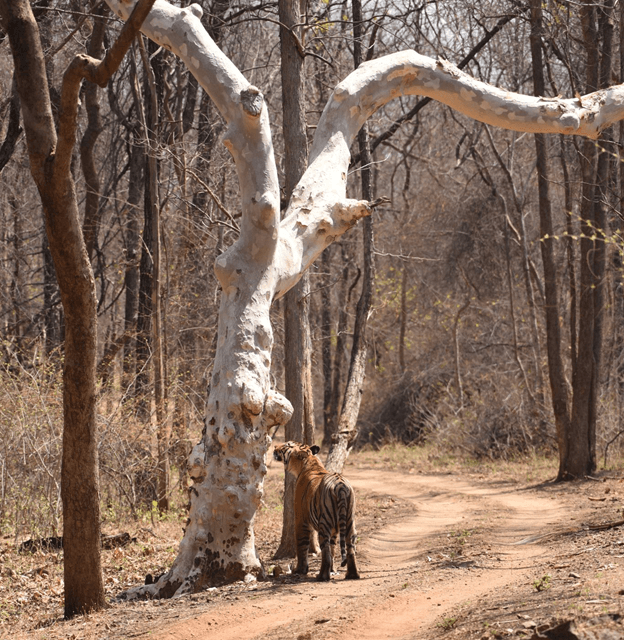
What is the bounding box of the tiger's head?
[273,441,321,478]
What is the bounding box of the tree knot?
[241,86,263,117]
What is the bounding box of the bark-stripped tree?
[103,0,624,598]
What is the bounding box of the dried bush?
[358,371,449,447]
[0,349,194,541]
[359,367,554,460]
[0,351,63,540]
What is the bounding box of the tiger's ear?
[310,445,320,455]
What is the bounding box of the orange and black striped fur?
[273,441,360,581]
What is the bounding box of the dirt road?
[149,468,581,640]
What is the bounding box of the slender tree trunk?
[570,1,601,477]
[559,138,578,375]
[0,0,157,615]
[42,233,62,354]
[134,54,157,417]
[452,292,470,407]
[484,127,544,403]
[321,245,334,443]
[398,265,408,373]
[1,4,103,615]
[501,207,534,402]
[588,0,614,467]
[329,244,352,427]
[0,77,21,174]
[529,0,572,478]
[81,6,106,263]
[139,38,169,511]
[326,0,374,473]
[9,197,23,352]
[274,0,316,560]
[122,129,144,387]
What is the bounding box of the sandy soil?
[10,456,624,640]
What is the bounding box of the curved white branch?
[277,49,624,294]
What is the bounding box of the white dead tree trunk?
[105,0,624,598]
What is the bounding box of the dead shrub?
[358,372,449,448]
[359,368,554,459]
[0,350,192,541]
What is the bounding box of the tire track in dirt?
[150,470,570,640]
[329,471,570,640]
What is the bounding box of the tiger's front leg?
[293,520,311,575]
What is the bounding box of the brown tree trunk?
[0,0,103,617]
[121,128,144,386]
[483,126,544,403]
[0,0,154,615]
[398,265,408,373]
[529,0,572,479]
[139,38,169,512]
[588,0,614,468]
[274,0,316,560]
[81,6,106,263]
[0,77,21,174]
[134,60,156,417]
[42,233,62,355]
[321,246,334,443]
[328,244,352,429]
[569,1,603,478]
[325,0,374,473]
[559,138,578,375]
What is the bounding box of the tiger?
[273,441,360,581]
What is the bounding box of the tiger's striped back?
[273,441,360,581]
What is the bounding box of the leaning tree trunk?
[0,0,156,616]
[325,0,374,474]
[104,0,624,598]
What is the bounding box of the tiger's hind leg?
[345,553,360,580]
[329,532,338,575]
[316,532,332,581]
[345,533,360,580]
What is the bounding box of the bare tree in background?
[274,0,317,559]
